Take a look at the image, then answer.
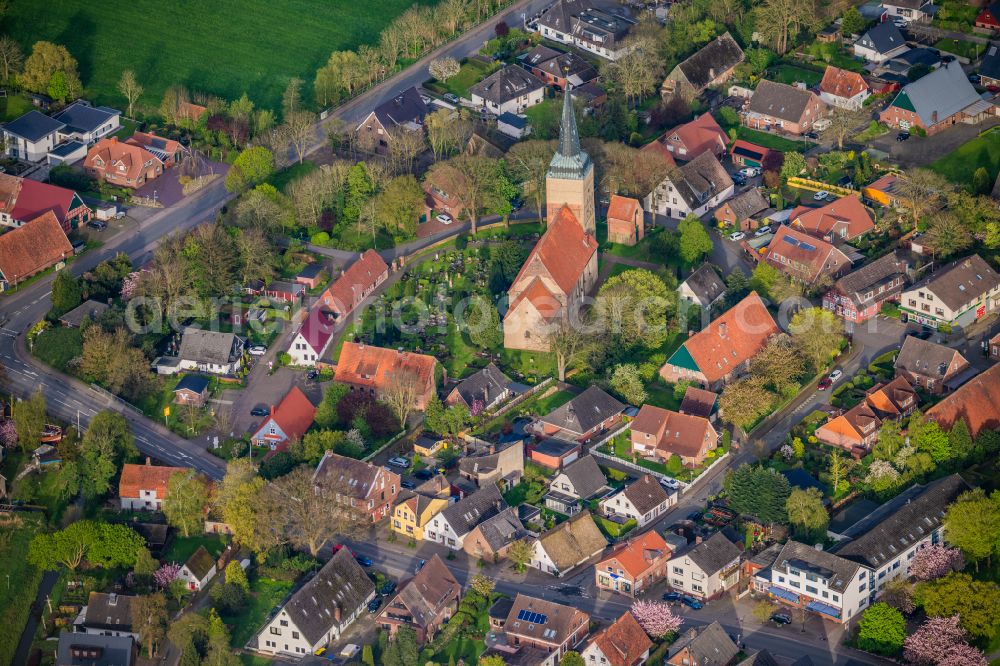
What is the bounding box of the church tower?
[545,87,595,235]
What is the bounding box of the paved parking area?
[220,367,323,438]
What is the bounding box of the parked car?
[248,345,267,356]
[307,369,319,380]
[803,131,819,140]
[367,597,383,614]
[893,18,907,28]
[415,559,426,573]
[420,94,432,104]
[443,93,460,103]
[250,406,269,417]
[381,580,397,596]
[436,213,453,224]
[817,377,832,391]
[687,511,703,522]
[681,595,703,609]
[659,477,680,491]
[813,190,830,201]
[828,369,844,383]
[771,612,793,625]
[413,468,434,481]
[753,225,772,237]
[731,173,746,186]
[738,167,761,177]
[401,480,416,490]
[896,132,910,142]
[388,456,410,468]
[87,220,107,230]
[355,555,373,567]
[729,231,746,241]
[663,591,682,602]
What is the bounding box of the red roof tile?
[607,194,641,223]
[588,611,654,666]
[820,66,869,100]
[600,529,671,578]
[126,131,183,157]
[119,461,189,499]
[508,276,563,320]
[253,385,316,444]
[927,362,1000,438]
[669,292,780,385]
[511,205,597,296]
[335,342,436,392]
[631,404,715,459]
[664,113,728,160]
[321,249,389,315]
[765,225,852,283]
[0,211,72,284]
[0,173,84,225]
[85,137,162,184]
[791,194,874,241]
[640,139,677,168]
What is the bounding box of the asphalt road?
[0,180,232,478]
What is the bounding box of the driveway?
[221,367,324,437]
[866,118,1000,168]
[133,158,230,207]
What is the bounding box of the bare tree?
[266,465,366,557]
[279,110,317,164]
[547,317,594,382]
[117,69,143,118]
[821,106,870,150]
[754,0,814,54]
[387,125,425,174]
[382,369,424,426]
[0,36,23,83]
[507,140,557,223]
[895,169,954,231]
[287,164,338,227]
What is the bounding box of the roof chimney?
[145,457,152,466]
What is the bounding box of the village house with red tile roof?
[816,375,918,454]
[314,450,401,522]
[250,386,316,450]
[606,194,643,246]
[118,460,191,510]
[318,249,389,321]
[0,210,73,290]
[789,194,875,242]
[580,611,653,666]
[656,113,728,162]
[659,292,780,390]
[126,131,185,167]
[594,530,672,597]
[85,136,165,189]
[926,362,1000,438]
[630,404,719,466]
[730,139,772,169]
[334,342,437,411]
[765,225,853,285]
[819,66,870,110]
[0,173,92,232]
[504,205,598,351]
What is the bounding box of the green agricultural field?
[6,0,438,111]
[930,128,1000,185]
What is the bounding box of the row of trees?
[314,0,513,106]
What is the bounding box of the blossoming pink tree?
[937,643,987,666]
[120,271,142,301]
[903,615,965,665]
[630,601,683,638]
[910,544,964,581]
[153,562,181,588]
[0,419,17,448]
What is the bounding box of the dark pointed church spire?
[547,83,591,180]
[557,84,581,158]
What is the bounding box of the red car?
[817,377,832,391]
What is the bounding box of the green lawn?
[224,577,295,648]
[770,64,823,87]
[532,389,575,415]
[934,38,983,60]
[930,128,1000,184]
[429,59,497,98]
[736,126,815,152]
[0,93,34,122]
[112,118,138,139]
[268,160,317,193]
[6,0,439,110]
[163,534,227,565]
[32,327,83,372]
[0,513,44,666]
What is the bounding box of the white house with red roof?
[251,386,316,450]
[789,194,875,242]
[118,460,190,510]
[287,309,337,366]
[655,113,728,161]
[819,66,870,110]
[0,173,92,232]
